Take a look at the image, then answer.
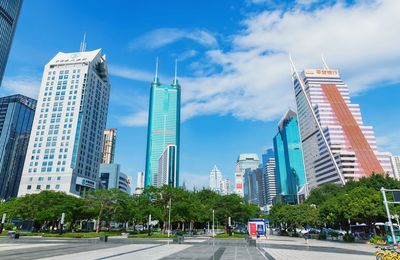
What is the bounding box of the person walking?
[302,229,309,245]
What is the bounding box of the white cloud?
[118,110,148,127]
[178,49,198,61]
[114,0,400,126]
[129,28,218,50]
[108,65,155,82]
[1,75,41,99]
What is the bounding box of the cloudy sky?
[2,0,399,190]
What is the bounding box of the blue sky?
[2,0,400,189]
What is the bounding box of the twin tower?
[144,59,181,188]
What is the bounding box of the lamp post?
[0,213,6,233]
[59,212,65,235]
[167,198,171,241]
[148,214,152,237]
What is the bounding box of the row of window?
[29,176,61,181]
[27,184,60,190]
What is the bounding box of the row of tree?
[268,174,400,234]
[0,186,263,233]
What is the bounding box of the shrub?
[343,233,355,242]
[3,223,14,230]
[291,233,300,237]
[369,235,385,245]
[318,233,327,240]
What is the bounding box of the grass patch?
[215,233,246,238]
[128,233,173,238]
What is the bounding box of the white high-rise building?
[18,48,110,196]
[391,156,400,180]
[135,171,145,195]
[209,165,222,193]
[265,158,276,205]
[235,154,260,197]
[221,179,230,195]
[157,144,178,187]
[292,67,393,188]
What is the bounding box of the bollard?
[99,235,108,242]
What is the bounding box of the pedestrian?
[302,229,309,244]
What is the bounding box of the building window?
[57,176,61,181]
[55,184,60,189]
[48,177,52,181]
[36,185,41,190]
[27,185,32,190]
[46,185,50,190]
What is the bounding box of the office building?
[391,156,400,180]
[273,109,306,203]
[18,48,110,196]
[209,165,223,193]
[135,171,144,195]
[262,148,274,174]
[235,153,260,197]
[244,167,266,206]
[157,144,178,187]
[292,67,393,188]
[0,0,23,86]
[221,178,230,195]
[99,163,131,194]
[101,128,116,164]
[265,157,277,205]
[0,94,36,199]
[145,60,180,187]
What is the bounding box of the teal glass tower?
[145,59,180,187]
[273,109,306,203]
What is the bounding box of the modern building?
[221,178,230,195]
[157,144,178,187]
[265,157,277,205]
[0,94,36,199]
[235,154,260,197]
[135,171,144,195]
[145,60,180,187]
[292,67,393,188]
[273,109,306,203]
[391,156,400,180]
[101,128,116,164]
[99,163,131,194]
[0,0,23,86]
[209,165,223,193]
[244,167,266,206]
[18,48,110,197]
[262,148,274,174]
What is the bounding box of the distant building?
[209,165,223,193]
[99,163,131,194]
[0,94,36,199]
[391,156,400,180]
[244,167,266,206]
[0,0,23,86]
[273,109,306,204]
[18,49,110,197]
[221,179,230,195]
[293,67,392,188]
[265,158,277,205]
[262,148,274,175]
[157,144,178,187]
[145,61,180,187]
[135,171,144,195]
[101,128,116,164]
[235,154,260,197]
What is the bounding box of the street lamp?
[167,198,171,240]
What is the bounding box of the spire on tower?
[80,32,87,52]
[153,57,159,84]
[173,57,178,85]
[321,54,330,70]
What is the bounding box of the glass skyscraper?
[0,0,23,86]
[273,109,306,202]
[0,94,36,199]
[145,63,180,187]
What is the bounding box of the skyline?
[1,0,400,190]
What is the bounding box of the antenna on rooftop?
[321,54,330,70]
[173,57,178,85]
[80,33,87,52]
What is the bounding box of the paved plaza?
[0,235,377,259]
